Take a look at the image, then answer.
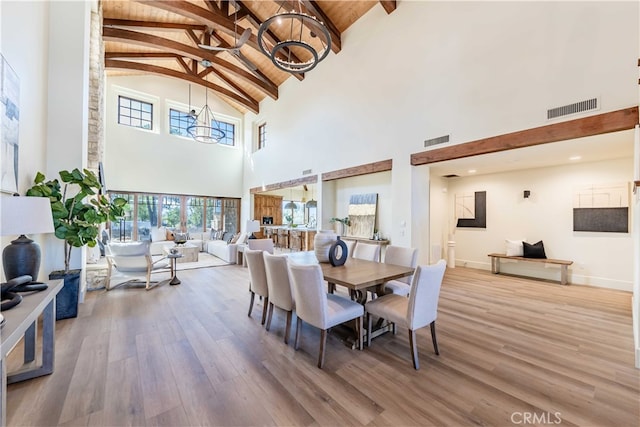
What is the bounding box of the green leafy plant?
[330,216,351,226]
[26,168,128,273]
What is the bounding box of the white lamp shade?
[1,196,55,236]
[246,219,260,233]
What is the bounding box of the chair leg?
[367,313,373,347]
[409,329,419,370]
[266,302,274,331]
[248,291,255,317]
[294,317,302,350]
[146,270,152,290]
[430,321,440,355]
[261,297,269,325]
[284,311,292,345]
[318,329,327,369]
[358,316,363,350]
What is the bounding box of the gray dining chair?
[248,238,274,254]
[289,264,364,368]
[352,242,381,262]
[365,260,446,369]
[263,252,295,344]
[383,245,419,296]
[245,248,269,325]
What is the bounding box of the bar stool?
[289,230,302,252]
[276,228,289,250]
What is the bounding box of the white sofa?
[206,232,248,263]
[148,227,208,255]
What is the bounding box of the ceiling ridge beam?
[379,1,397,14]
[103,26,278,100]
[105,59,259,114]
[299,1,341,53]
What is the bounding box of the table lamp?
[246,219,260,239]
[1,196,55,282]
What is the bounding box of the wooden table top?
[286,251,414,291]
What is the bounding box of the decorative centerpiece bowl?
[170,248,179,255]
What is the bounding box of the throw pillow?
[523,240,547,259]
[505,239,525,257]
[230,232,241,244]
[166,229,175,241]
[150,227,166,242]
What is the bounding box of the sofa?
[148,227,207,255]
[206,232,248,263]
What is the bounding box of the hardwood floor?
[6,265,639,426]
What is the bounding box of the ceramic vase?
[314,229,337,262]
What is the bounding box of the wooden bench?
[488,253,573,285]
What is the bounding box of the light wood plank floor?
[6,265,639,426]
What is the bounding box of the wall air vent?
[424,134,450,147]
[302,169,312,175]
[547,98,598,120]
[443,174,459,178]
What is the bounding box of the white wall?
[446,157,634,290]
[243,1,639,250]
[105,75,244,197]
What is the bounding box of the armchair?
[105,241,170,290]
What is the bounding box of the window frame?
[118,95,153,130]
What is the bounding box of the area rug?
[165,252,232,272]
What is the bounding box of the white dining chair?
[352,242,381,262]
[248,238,274,254]
[383,245,419,296]
[365,260,446,370]
[263,252,295,344]
[245,248,269,325]
[289,264,364,368]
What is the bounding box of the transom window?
[217,120,235,146]
[169,108,194,137]
[258,123,267,149]
[118,96,152,130]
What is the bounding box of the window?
[258,122,267,149]
[118,96,152,130]
[109,193,134,242]
[169,108,194,137]
[161,195,181,229]
[207,198,223,231]
[186,197,205,233]
[217,120,235,146]
[137,195,159,241]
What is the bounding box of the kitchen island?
[261,226,317,251]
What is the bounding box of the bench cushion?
[523,240,546,259]
[505,239,525,257]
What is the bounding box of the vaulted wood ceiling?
[103,1,396,114]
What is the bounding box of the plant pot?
[49,269,81,320]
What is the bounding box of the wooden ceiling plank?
[135,0,261,51]
[103,18,206,32]
[106,59,260,113]
[379,1,397,14]
[209,68,257,104]
[176,57,192,74]
[204,0,220,14]
[410,107,640,166]
[186,29,201,46]
[321,159,393,181]
[103,27,278,99]
[300,0,342,53]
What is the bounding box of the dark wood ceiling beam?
[379,1,397,14]
[176,57,191,74]
[103,27,278,99]
[204,0,220,13]
[105,59,260,113]
[299,1,341,53]
[250,175,318,194]
[410,107,639,166]
[322,160,393,181]
[186,29,202,46]
[209,68,255,104]
[103,18,206,32]
[235,0,305,81]
[105,52,179,59]
[135,0,260,51]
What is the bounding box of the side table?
[167,253,183,285]
[237,244,247,267]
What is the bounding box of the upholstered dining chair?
[105,241,170,290]
[352,242,381,262]
[263,252,295,344]
[245,248,269,325]
[248,238,274,254]
[289,264,364,368]
[365,260,446,370]
[382,245,419,296]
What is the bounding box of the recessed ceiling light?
[468,169,476,174]
[569,156,582,161]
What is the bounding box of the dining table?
[286,251,415,346]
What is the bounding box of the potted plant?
[26,168,127,319]
[330,216,351,236]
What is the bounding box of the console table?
[340,236,389,261]
[1,280,63,426]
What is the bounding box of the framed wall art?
[1,54,20,194]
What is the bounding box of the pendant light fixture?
[187,71,225,144]
[284,188,297,210]
[306,186,317,208]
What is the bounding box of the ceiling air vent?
[424,135,450,148]
[547,98,598,120]
[443,174,459,178]
[302,169,312,175]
